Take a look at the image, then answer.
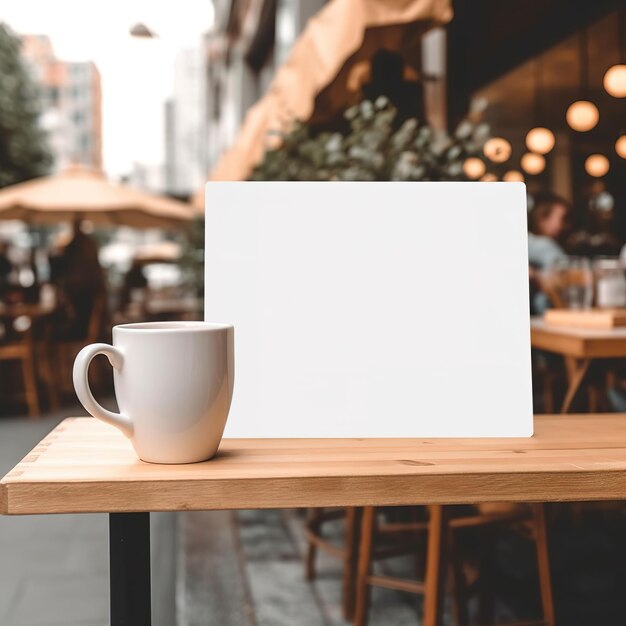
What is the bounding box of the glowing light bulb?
[480,172,498,182]
[585,154,610,177]
[525,127,555,154]
[603,64,626,98]
[483,137,512,163]
[503,170,525,182]
[463,157,486,180]
[566,100,599,131]
[521,153,546,175]
[615,135,626,159]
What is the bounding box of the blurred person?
[0,240,12,293]
[527,192,571,314]
[120,258,148,310]
[50,218,107,340]
[361,49,424,125]
[316,49,424,134]
[528,192,570,264]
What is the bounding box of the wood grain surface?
[544,308,626,329]
[531,317,626,357]
[3,415,626,515]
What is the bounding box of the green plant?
[0,24,52,188]
[251,97,489,182]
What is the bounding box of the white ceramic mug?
[73,321,234,464]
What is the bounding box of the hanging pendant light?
[503,170,525,182]
[526,128,555,154]
[525,57,555,154]
[616,134,626,158]
[483,137,512,163]
[604,11,626,97]
[585,154,610,177]
[566,101,599,131]
[463,157,486,180]
[567,29,599,131]
[604,65,626,97]
[521,153,546,175]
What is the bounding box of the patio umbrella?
[210,0,452,181]
[191,186,205,215]
[0,166,194,229]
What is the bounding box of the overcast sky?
[1,0,214,177]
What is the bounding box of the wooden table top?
[3,415,626,515]
[530,317,626,358]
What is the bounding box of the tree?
[0,23,52,188]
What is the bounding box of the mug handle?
[73,343,134,438]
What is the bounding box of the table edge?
[4,468,626,514]
[5,415,626,515]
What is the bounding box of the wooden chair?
[305,507,362,620]
[0,316,40,416]
[353,503,555,626]
[54,293,107,397]
[306,506,432,620]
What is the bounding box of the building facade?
[204,0,326,174]
[20,34,102,172]
[163,46,208,197]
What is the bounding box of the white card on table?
[205,182,532,438]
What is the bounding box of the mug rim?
[114,321,233,333]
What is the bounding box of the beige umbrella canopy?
[210,0,452,182]
[0,165,194,229]
[191,185,205,216]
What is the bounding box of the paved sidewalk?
[178,509,436,626]
[0,410,175,626]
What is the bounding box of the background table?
[3,414,626,625]
[531,317,626,412]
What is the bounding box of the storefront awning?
[210,0,452,182]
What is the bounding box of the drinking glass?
[593,257,626,308]
[553,257,593,309]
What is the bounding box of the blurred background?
[2,1,626,625]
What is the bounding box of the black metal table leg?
[109,512,151,626]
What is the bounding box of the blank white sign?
[205,182,533,438]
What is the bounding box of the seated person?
[120,259,148,310]
[50,219,107,341]
[0,241,13,294]
[527,192,570,314]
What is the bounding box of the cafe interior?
[2,1,626,625]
